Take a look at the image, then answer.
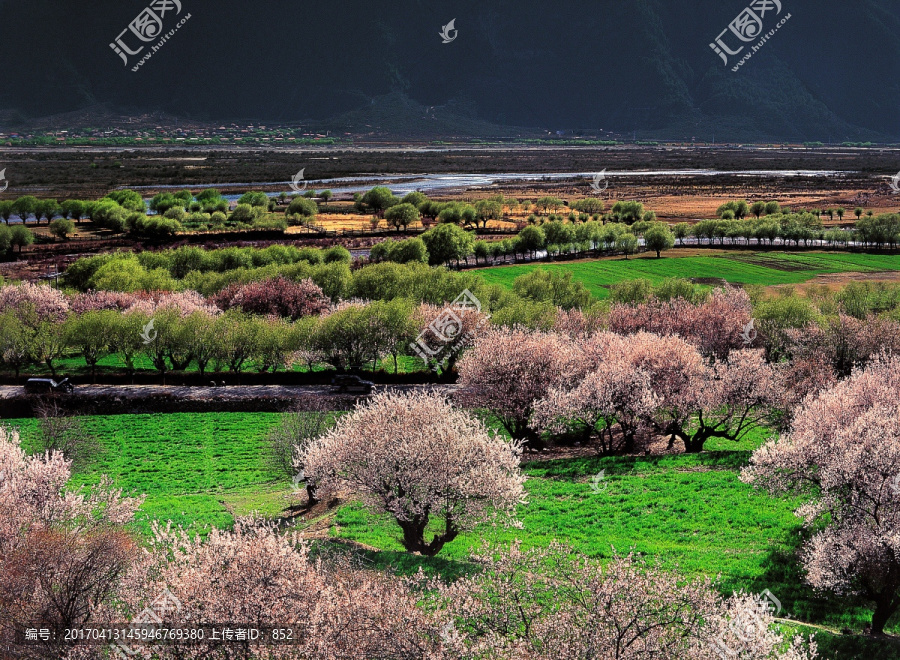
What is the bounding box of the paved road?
[0,383,457,401]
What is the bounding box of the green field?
[8,412,900,655]
[477,252,900,298]
[12,413,288,535]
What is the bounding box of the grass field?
[12,412,288,535]
[477,251,900,298]
[7,412,900,657]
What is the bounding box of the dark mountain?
[1,0,898,141]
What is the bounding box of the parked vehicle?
[24,377,75,394]
[331,375,374,394]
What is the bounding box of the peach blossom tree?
[608,286,754,359]
[532,333,658,454]
[455,327,580,449]
[432,542,817,660]
[658,348,785,453]
[0,426,142,658]
[301,391,526,556]
[742,354,900,634]
[113,519,442,659]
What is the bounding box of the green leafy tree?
[355,186,399,217]
[105,190,145,212]
[750,201,766,219]
[229,204,258,224]
[542,221,575,246]
[474,199,503,228]
[0,201,13,224]
[421,224,475,266]
[716,200,749,219]
[438,202,477,226]
[29,321,68,377]
[91,201,128,233]
[673,222,690,245]
[473,240,491,265]
[644,224,675,258]
[150,193,186,216]
[0,311,31,379]
[512,269,592,310]
[572,198,605,215]
[616,233,639,259]
[108,312,148,381]
[517,225,546,258]
[401,191,428,208]
[35,199,59,225]
[12,196,38,223]
[286,197,318,218]
[60,200,87,224]
[384,237,428,264]
[384,202,420,232]
[212,311,261,374]
[237,191,270,208]
[323,245,352,264]
[535,196,564,215]
[49,218,75,241]
[610,200,645,224]
[10,225,33,253]
[64,311,117,382]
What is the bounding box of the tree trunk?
[398,514,457,557]
[306,483,319,507]
[870,592,899,635]
[683,435,706,453]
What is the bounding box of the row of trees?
[369,211,900,271]
[7,264,900,385]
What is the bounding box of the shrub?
[322,245,352,264]
[286,196,318,218]
[48,218,75,240]
[212,276,329,320]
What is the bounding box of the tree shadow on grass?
[731,526,900,659]
[524,450,753,480]
[307,538,477,581]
